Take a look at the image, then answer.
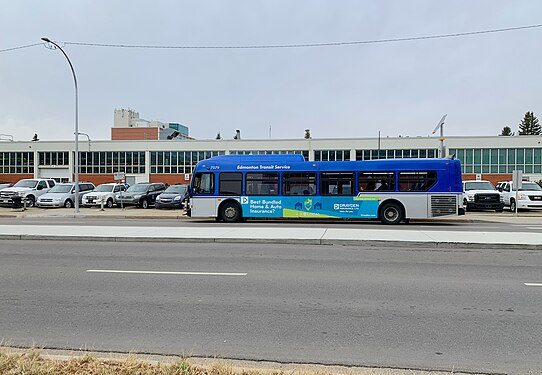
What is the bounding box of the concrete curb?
[2,234,542,250]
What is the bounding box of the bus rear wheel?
[379,202,403,225]
[219,201,242,223]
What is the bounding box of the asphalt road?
[1,239,541,374]
[1,216,542,233]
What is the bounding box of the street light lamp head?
[41,37,51,43]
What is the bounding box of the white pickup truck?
[0,178,56,207]
[462,180,504,212]
[498,180,542,211]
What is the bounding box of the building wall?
[0,174,33,184]
[78,174,121,186]
[113,109,139,128]
[462,174,512,186]
[111,128,158,140]
[150,174,190,185]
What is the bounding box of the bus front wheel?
[379,202,403,225]
[219,201,242,223]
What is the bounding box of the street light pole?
[77,132,91,151]
[41,37,80,213]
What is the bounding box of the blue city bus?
[189,154,464,224]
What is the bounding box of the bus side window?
[398,171,437,192]
[283,172,316,196]
[320,172,354,196]
[246,172,279,196]
[193,172,215,194]
[359,172,395,192]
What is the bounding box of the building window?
[0,152,34,174]
[149,151,224,174]
[230,150,309,161]
[76,151,145,174]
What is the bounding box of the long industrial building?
[1,135,541,186]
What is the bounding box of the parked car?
[36,182,95,208]
[155,184,189,209]
[498,180,542,211]
[462,180,504,212]
[0,178,56,207]
[116,182,166,208]
[82,182,128,208]
[0,183,13,190]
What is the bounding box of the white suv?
[82,182,128,208]
[498,181,542,211]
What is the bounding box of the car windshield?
[95,185,114,192]
[164,185,187,194]
[520,182,542,191]
[48,185,73,193]
[127,185,148,193]
[13,180,38,188]
[465,181,495,191]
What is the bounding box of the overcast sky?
[1,1,541,142]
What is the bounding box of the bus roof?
[195,154,459,173]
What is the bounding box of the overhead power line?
[0,42,42,53]
[1,23,541,54]
[63,23,542,49]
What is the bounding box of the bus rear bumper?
[458,207,465,216]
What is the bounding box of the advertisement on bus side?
[240,195,380,218]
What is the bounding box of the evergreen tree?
[500,126,514,136]
[518,111,541,135]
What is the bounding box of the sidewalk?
[0,207,541,249]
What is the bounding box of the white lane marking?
[87,270,247,276]
[524,283,542,287]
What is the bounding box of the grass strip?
[0,347,490,375]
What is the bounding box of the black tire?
[106,198,114,208]
[510,199,516,212]
[219,201,242,223]
[379,202,403,225]
[141,199,149,209]
[463,199,470,212]
[64,199,73,208]
[25,196,35,208]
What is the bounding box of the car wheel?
[510,199,516,212]
[219,201,242,223]
[141,199,149,209]
[379,202,403,225]
[64,199,73,208]
[106,198,114,208]
[25,196,35,208]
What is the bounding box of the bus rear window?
[246,173,279,195]
[193,173,214,194]
[283,173,316,195]
[398,171,437,191]
[219,172,243,196]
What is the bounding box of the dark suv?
[115,182,166,209]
